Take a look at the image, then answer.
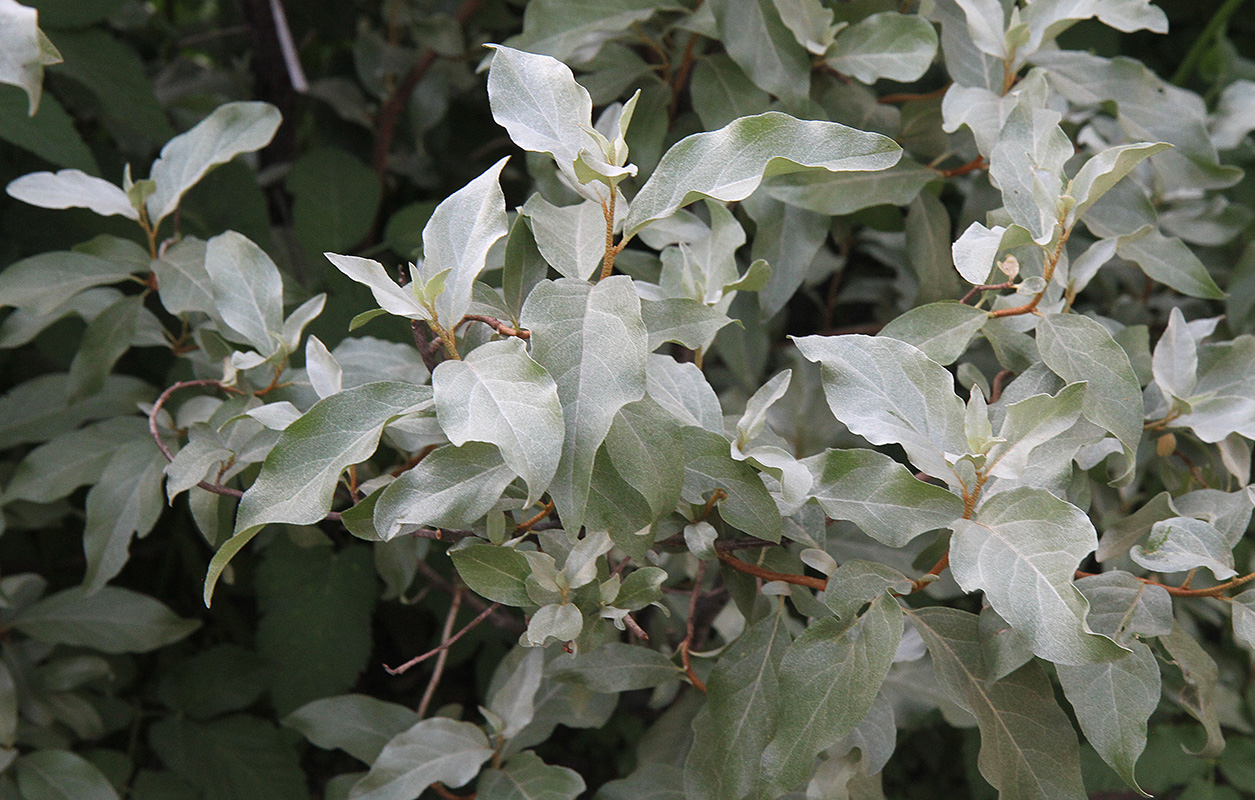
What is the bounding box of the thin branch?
[149,380,245,500]
[715,549,828,591]
[989,369,1014,403]
[1076,569,1255,598]
[431,784,475,800]
[878,84,951,104]
[515,500,555,533]
[461,314,530,340]
[679,560,708,692]
[411,320,443,374]
[414,560,524,632]
[988,222,1070,319]
[960,281,1015,305]
[598,190,620,281]
[418,586,463,717]
[937,155,988,178]
[668,32,701,121]
[623,613,649,641]
[910,552,950,593]
[385,600,500,675]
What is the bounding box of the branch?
[988,222,1070,319]
[418,586,463,717]
[461,314,530,340]
[414,560,525,632]
[515,500,554,533]
[715,549,827,591]
[937,155,987,178]
[148,380,245,500]
[877,84,951,104]
[960,281,1015,305]
[1076,569,1255,598]
[679,559,708,692]
[385,599,500,675]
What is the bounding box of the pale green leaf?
[601,766,685,800]
[645,354,722,433]
[1173,338,1255,442]
[82,438,167,592]
[680,427,783,542]
[151,237,214,317]
[685,610,791,800]
[451,544,534,607]
[1057,641,1158,796]
[910,606,1088,800]
[478,752,584,800]
[487,649,545,741]
[502,215,548,320]
[986,381,1085,480]
[520,277,648,531]
[0,0,59,114]
[1075,572,1174,642]
[827,12,938,84]
[204,230,284,355]
[802,448,963,546]
[507,0,673,63]
[434,338,563,505]
[1096,491,1178,562]
[15,750,118,800]
[689,54,771,131]
[522,195,606,282]
[0,251,136,315]
[1130,517,1236,580]
[604,397,684,518]
[1159,622,1224,759]
[905,191,963,307]
[1231,589,1255,651]
[523,604,583,647]
[793,334,966,482]
[1036,313,1141,482]
[4,416,146,503]
[1151,307,1197,400]
[68,294,142,401]
[1067,142,1171,225]
[878,302,987,365]
[550,643,681,692]
[640,297,732,351]
[772,0,841,55]
[349,718,492,800]
[12,586,199,653]
[0,373,154,450]
[625,112,901,237]
[759,594,903,797]
[6,168,135,219]
[820,560,912,619]
[326,254,427,320]
[742,193,829,317]
[147,101,281,225]
[950,487,1125,665]
[988,105,1072,242]
[373,443,517,540]
[284,695,419,764]
[710,0,811,103]
[950,221,1034,285]
[422,157,510,326]
[1115,227,1225,300]
[762,157,936,215]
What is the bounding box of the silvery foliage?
[4,0,1255,798]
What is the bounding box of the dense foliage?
[4,0,1255,798]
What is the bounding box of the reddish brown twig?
[679,559,708,692]
[432,784,475,800]
[960,281,1015,305]
[910,552,950,592]
[418,586,464,716]
[148,380,246,500]
[878,84,951,104]
[1075,569,1255,598]
[385,599,500,675]
[715,549,828,591]
[461,314,530,340]
[938,155,988,178]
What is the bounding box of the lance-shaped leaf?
[1174,338,1255,443]
[283,695,419,764]
[623,112,900,237]
[477,751,585,800]
[759,594,903,797]
[827,12,939,84]
[1115,227,1225,300]
[82,437,167,593]
[205,230,284,355]
[348,718,493,800]
[0,251,136,315]
[14,750,119,800]
[640,298,732,352]
[1151,307,1197,401]
[374,443,518,540]
[989,105,1072,242]
[520,277,648,532]
[763,157,936,216]
[1036,313,1141,483]
[680,427,783,542]
[645,355,723,433]
[803,449,963,546]
[6,168,136,219]
[326,253,428,320]
[1130,517,1236,580]
[68,294,142,402]
[1066,142,1171,225]
[12,586,199,653]
[522,195,606,282]
[950,487,1125,666]
[486,45,593,182]
[793,334,967,483]
[434,338,563,506]
[421,157,509,326]
[986,381,1086,480]
[1159,622,1224,759]
[879,302,989,366]
[910,606,1088,800]
[1057,640,1159,795]
[147,101,280,225]
[205,382,430,604]
[685,610,792,800]
[506,0,672,63]
[550,644,681,693]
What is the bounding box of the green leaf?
[0,374,153,450]
[0,0,59,113]
[503,215,548,320]
[689,54,771,131]
[1151,307,1197,401]
[255,539,377,715]
[420,157,510,326]
[1174,337,1255,443]
[522,195,606,282]
[904,191,962,307]
[1158,622,1224,759]
[1115,227,1225,300]
[287,147,382,255]
[523,604,583,647]
[451,543,534,607]
[207,382,428,603]
[759,594,903,797]
[147,101,281,225]
[373,443,517,540]
[602,397,684,519]
[950,221,1034,285]
[0,662,14,748]
[1075,572,1173,642]
[67,294,142,401]
[0,251,136,315]
[600,766,686,800]
[1066,142,1171,225]
[149,715,306,800]
[950,487,1125,666]
[155,644,268,721]
[910,606,1088,800]
[12,586,199,653]
[645,354,722,433]
[204,230,284,355]
[680,427,783,542]
[773,0,842,55]
[520,277,648,532]
[640,298,732,351]
[506,0,673,63]
[624,112,901,237]
[82,438,167,592]
[1057,641,1158,796]
[802,448,963,546]
[14,750,118,800]
[4,416,147,503]
[879,302,988,365]
[487,649,545,741]
[1130,517,1236,580]
[685,610,791,800]
[793,333,966,482]
[434,338,563,505]
[0,87,95,172]
[151,237,213,316]
[985,381,1086,480]
[284,695,419,764]
[762,157,936,215]
[827,12,939,84]
[1231,589,1255,651]
[1036,313,1141,483]
[988,104,1072,242]
[478,751,584,800]
[6,168,135,219]
[710,0,811,104]
[349,718,493,800]
[551,643,681,692]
